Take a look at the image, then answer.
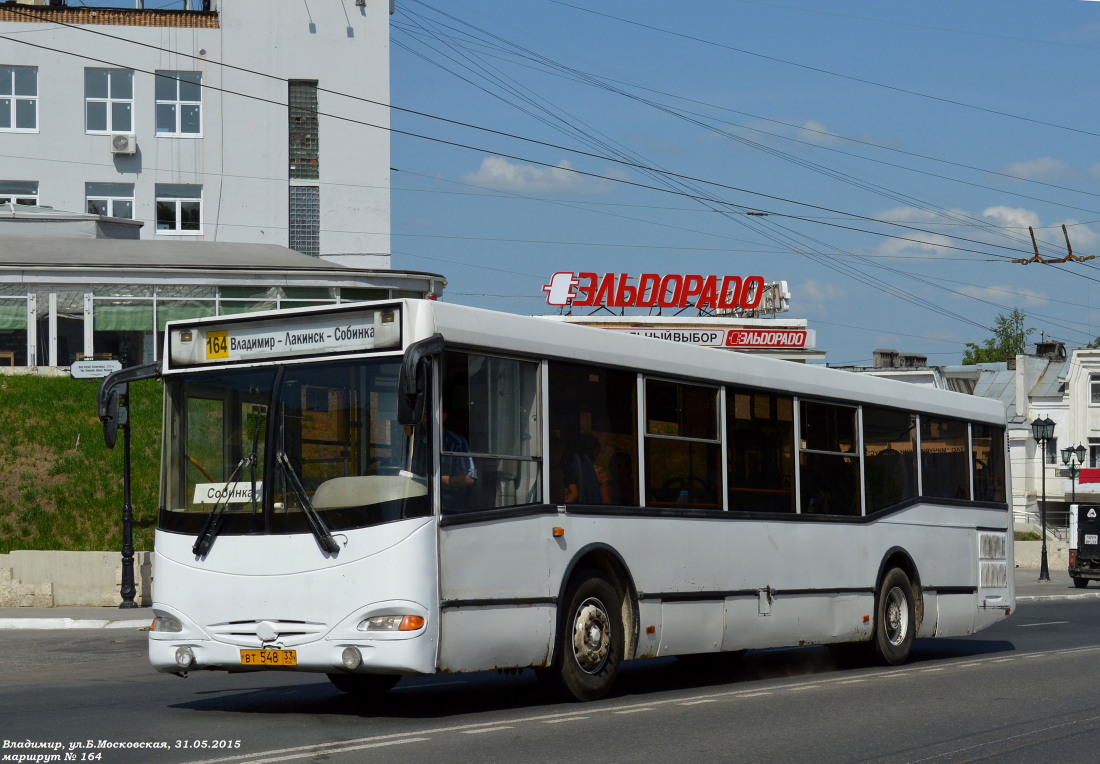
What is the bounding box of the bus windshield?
[160,358,431,538]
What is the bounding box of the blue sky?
[388,0,1100,365]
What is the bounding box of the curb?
[0,618,149,630]
[1016,591,1100,602]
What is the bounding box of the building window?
[155,71,201,135]
[0,180,38,206]
[1091,377,1100,405]
[155,184,201,233]
[289,81,319,180]
[0,65,37,132]
[289,185,320,257]
[85,69,134,133]
[86,183,134,219]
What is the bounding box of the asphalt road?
[2,597,1100,764]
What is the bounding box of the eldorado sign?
[543,272,767,310]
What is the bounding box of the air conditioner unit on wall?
[111,134,136,155]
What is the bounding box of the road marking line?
[615,707,655,714]
[462,726,515,734]
[236,738,429,764]
[680,699,718,705]
[1019,620,1070,627]
[543,717,589,724]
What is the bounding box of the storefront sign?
[608,327,810,349]
[543,272,767,310]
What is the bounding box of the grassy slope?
[0,375,161,554]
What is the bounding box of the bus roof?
[164,299,1006,425]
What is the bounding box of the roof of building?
[0,237,443,279]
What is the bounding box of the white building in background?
[0,1,448,368]
[0,0,391,266]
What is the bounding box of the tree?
[962,308,1033,365]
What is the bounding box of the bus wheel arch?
[873,549,922,665]
[543,544,638,701]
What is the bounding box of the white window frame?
[0,65,38,133]
[0,181,39,206]
[85,68,134,134]
[155,184,202,235]
[86,183,135,219]
[1090,377,1100,406]
[155,71,202,137]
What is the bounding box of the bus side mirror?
[398,333,444,426]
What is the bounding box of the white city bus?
[138,299,1012,701]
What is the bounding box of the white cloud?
[798,279,846,302]
[982,206,1040,229]
[795,120,843,146]
[463,156,617,194]
[1059,220,1100,249]
[955,284,1047,307]
[999,157,1074,181]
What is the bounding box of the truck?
[1068,504,1100,588]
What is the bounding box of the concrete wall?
[0,551,152,607]
[1014,540,1068,570]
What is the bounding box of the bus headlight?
[151,615,183,633]
[359,615,425,632]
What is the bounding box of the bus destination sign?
[169,308,401,366]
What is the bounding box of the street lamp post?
[1061,443,1086,504]
[1032,416,1056,582]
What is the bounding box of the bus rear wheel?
[1073,577,1089,589]
[326,672,399,696]
[544,571,624,702]
[872,568,915,666]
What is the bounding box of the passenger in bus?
[441,410,477,512]
[563,433,609,504]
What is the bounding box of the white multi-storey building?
[1,0,390,265]
[0,1,445,368]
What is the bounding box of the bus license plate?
[240,649,297,666]
[1086,534,1098,546]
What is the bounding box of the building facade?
[0,0,391,267]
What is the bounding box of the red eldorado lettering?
[573,272,599,306]
[544,272,767,308]
[637,273,661,306]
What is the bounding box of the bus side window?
[441,351,540,514]
[799,400,860,516]
[727,390,795,513]
[644,378,720,509]
[548,363,638,507]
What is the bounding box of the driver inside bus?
[441,410,477,512]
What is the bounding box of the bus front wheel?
[326,672,399,696]
[545,571,624,702]
[872,568,915,666]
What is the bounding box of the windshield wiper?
[192,454,251,557]
[276,451,340,555]
[192,405,264,558]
